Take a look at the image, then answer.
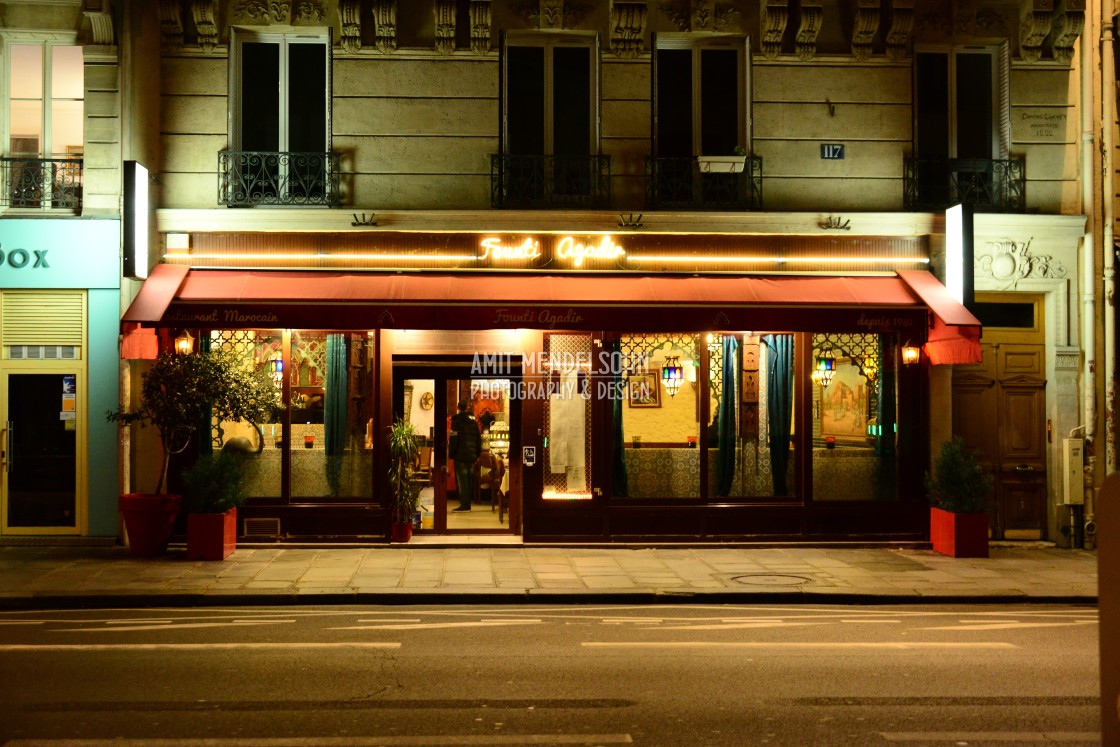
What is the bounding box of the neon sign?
[478,237,542,262]
[556,235,625,267]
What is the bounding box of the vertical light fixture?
[901,343,921,365]
[174,330,195,355]
[123,160,150,280]
[814,347,836,386]
[662,355,684,397]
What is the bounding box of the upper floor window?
[222,31,337,206]
[231,31,330,154]
[653,35,750,158]
[502,32,599,158]
[3,40,83,209]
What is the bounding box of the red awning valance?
[897,270,983,365]
[122,266,980,364]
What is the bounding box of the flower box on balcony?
[697,155,747,174]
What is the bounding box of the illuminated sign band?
[479,235,625,268]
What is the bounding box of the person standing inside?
[449,399,482,511]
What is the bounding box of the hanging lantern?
[174,330,195,355]
[268,357,284,383]
[901,342,921,365]
[814,348,835,387]
[661,355,684,397]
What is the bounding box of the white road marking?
[919,620,1098,631]
[880,732,1099,742]
[841,619,901,624]
[0,736,633,746]
[354,618,423,623]
[330,620,542,631]
[582,642,1018,650]
[106,619,175,625]
[0,642,400,651]
[658,622,828,630]
[56,620,296,632]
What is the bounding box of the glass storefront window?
[809,333,898,502]
[618,333,701,499]
[543,333,592,500]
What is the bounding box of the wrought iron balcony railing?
[1,156,83,209]
[490,154,611,209]
[903,157,1025,212]
[218,150,340,207]
[645,155,763,211]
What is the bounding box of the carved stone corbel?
[885,0,913,61]
[192,0,218,52]
[1052,0,1085,64]
[340,0,361,53]
[82,5,115,46]
[159,0,184,48]
[760,0,790,60]
[435,0,456,54]
[611,2,647,58]
[373,0,397,53]
[851,0,880,61]
[796,0,823,61]
[471,0,492,55]
[1020,0,1054,63]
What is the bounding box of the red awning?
[897,270,983,365]
[121,266,980,364]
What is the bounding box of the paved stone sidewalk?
[0,543,1098,609]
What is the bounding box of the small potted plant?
[107,348,281,556]
[182,450,248,560]
[924,435,994,558]
[388,418,421,542]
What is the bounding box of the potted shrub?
[108,348,281,557]
[182,450,247,561]
[924,435,994,558]
[388,418,421,542]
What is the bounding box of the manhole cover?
[730,573,813,586]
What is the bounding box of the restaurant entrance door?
[394,364,518,535]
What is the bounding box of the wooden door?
[953,342,1046,539]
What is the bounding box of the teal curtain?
[716,335,738,496]
[610,339,629,497]
[763,334,793,496]
[325,334,348,496]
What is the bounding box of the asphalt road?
[0,603,1101,746]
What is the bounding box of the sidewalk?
[0,541,1098,610]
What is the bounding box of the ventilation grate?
[8,345,79,360]
[243,517,281,538]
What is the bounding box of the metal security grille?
[542,333,593,500]
[208,330,281,447]
[1,290,84,347]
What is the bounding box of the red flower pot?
[119,493,182,557]
[930,506,989,558]
[186,509,238,561]
[390,522,413,543]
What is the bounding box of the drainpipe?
[1080,15,1099,546]
[1103,4,1117,478]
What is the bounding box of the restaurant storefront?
[120,230,980,543]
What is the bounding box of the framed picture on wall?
[819,358,869,444]
[627,372,661,408]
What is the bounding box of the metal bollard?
[1100,474,1120,745]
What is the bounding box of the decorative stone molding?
[659,0,736,32]
[541,0,564,28]
[953,0,976,35]
[192,0,218,51]
[851,0,879,61]
[159,0,184,47]
[760,0,789,59]
[978,238,1068,288]
[1055,346,1081,372]
[974,7,1007,34]
[657,0,690,30]
[885,0,913,61]
[611,1,647,58]
[1020,0,1054,63]
[1052,0,1086,64]
[339,0,361,53]
[470,0,492,54]
[293,1,324,23]
[372,0,397,53]
[914,11,951,36]
[233,0,286,23]
[82,6,115,45]
[435,0,456,54]
[796,0,823,61]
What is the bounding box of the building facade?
[106,0,1108,544]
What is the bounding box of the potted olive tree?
[181,450,248,561]
[388,418,421,542]
[108,348,281,557]
[924,435,994,558]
